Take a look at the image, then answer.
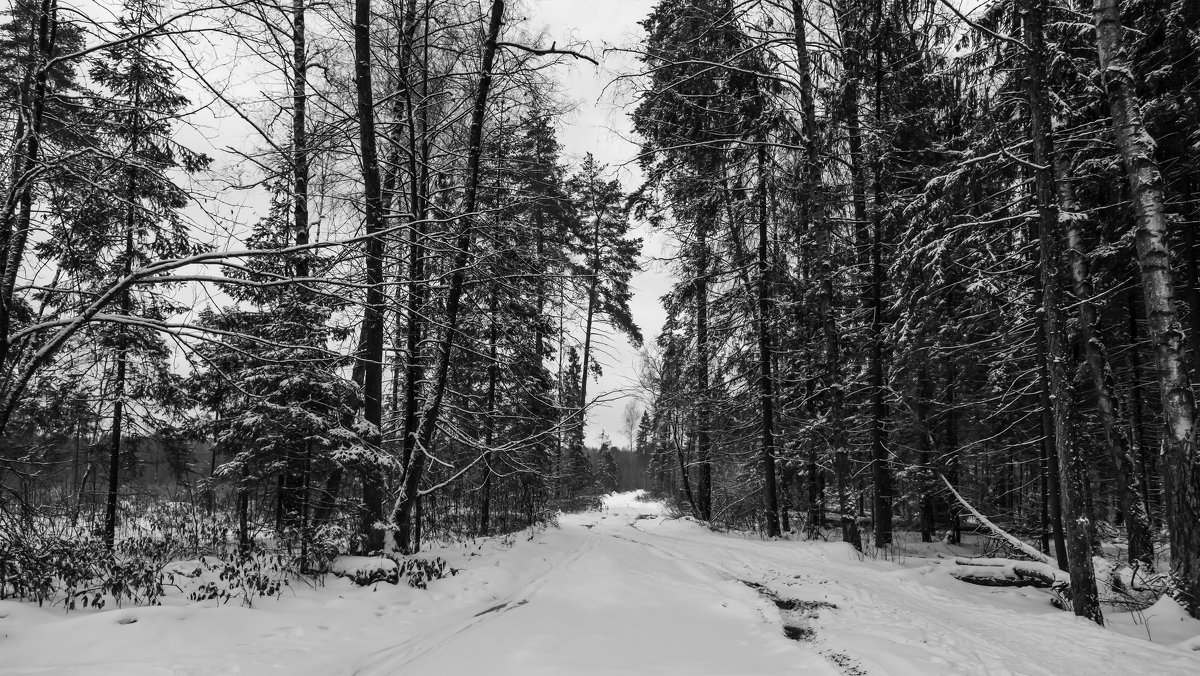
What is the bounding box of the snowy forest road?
[351,492,1199,676]
[351,495,838,676]
[5,492,1200,675]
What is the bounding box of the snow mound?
[330,556,399,586]
[1137,596,1200,650]
[1147,596,1194,623]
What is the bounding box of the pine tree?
[567,153,642,441]
[62,0,209,547]
[633,0,763,522]
[190,193,360,561]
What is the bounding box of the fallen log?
[939,474,1053,565]
[948,557,1069,590]
[937,475,1078,602]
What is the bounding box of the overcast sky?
[529,0,672,447]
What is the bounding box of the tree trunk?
[755,142,780,537]
[675,433,701,520]
[104,74,143,547]
[299,441,312,570]
[695,206,713,522]
[480,287,499,536]
[1058,158,1153,566]
[918,367,936,543]
[1125,285,1157,527]
[392,0,504,553]
[579,212,601,441]
[1094,0,1200,617]
[238,488,249,554]
[0,0,56,432]
[945,325,963,546]
[399,0,428,492]
[868,20,891,548]
[1025,0,1101,623]
[796,0,857,549]
[1031,272,1069,567]
[288,0,312,550]
[292,0,309,278]
[353,0,387,552]
[103,351,126,548]
[1184,181,1200,383]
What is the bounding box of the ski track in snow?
[3,491,1199,675]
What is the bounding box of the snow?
[1107,595,1200,648]
[3,491,1199,675]
[328,555,398,579]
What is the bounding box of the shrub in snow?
[306,523,350,573]
[0,534,164,610]
[330,556,399,586]
[400,557,458,589]
[182,551,291,607]
[330,555,457,588]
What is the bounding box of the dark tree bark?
[237,488,249,554]
[944,318,963,546]
[1184,180,1200,383]
[102,312,127,549]
[1029,259,1068,567]
[1057,158,1153,566]
[104,49,145,549]
[292,0,309,277]
[399,0,430,519]
[917,367,936,543]
[579,204,601,435]
[479,287,499,536]
[353,0,387,552]
[0,0,56,430]
[393,0,505,553]
[287,0,312,548]
[868,7,891,547]
[755,142,780,537]
[694,205,713,522]
[102,216,133,549]
[1125,286,1156,527]
[796,0,857,549]
[675,431,701,520]
[1024,0,1101,623]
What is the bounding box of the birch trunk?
[1094,0,1200,617]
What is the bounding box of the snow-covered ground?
[3,491,1199,675]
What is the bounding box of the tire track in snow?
[347,527,599,676]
